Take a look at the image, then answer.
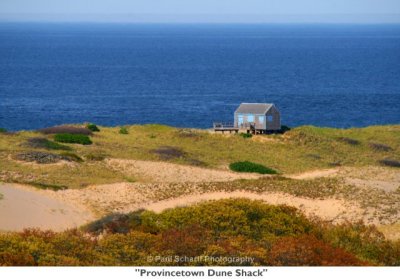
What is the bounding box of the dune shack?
[214,103,281,134]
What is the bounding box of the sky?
[0,0,399,23]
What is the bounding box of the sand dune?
[0,184,94,231]
[106,158,264,183]
[1,161,399,234]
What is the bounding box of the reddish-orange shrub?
[160,224,211,257]
[0,251,35,266]
[268,234,370,266]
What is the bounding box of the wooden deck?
[213,122,239,133]
[214,122,270,134]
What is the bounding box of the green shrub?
[229,161,278,174]
[280,125,291,133]
[25,137,71,151]
[0,128,7,133]
[119,127,129,135]
[54,134,92,145]
[239,133,252,139]
[86,124,100,132]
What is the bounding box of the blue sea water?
[0,23,399,131]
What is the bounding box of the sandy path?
[287,166,400,192]
[0,184,94,231]
[44,182,364,224]
[106,158,264,183]
[287,168,340,180]
[338,167,400,192]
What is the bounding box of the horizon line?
[1,13,400,24]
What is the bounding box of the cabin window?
[238,115,244,126]
[258,116,265,123]
[247,115,254,122]
[267,115,273,122]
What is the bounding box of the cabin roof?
[234,103,274,114]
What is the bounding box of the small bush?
[39,126,93,135]
[229,161,278,174]
[379,159,400,168]
[338,137,360,145]
[239,133,252,139]
[280,125,291,133]
[86,123,100,132]
[0,128,7,133]
[119,127,129,135]
[54,134,92,145]
[369,142,393,152]
[25,137,71,151]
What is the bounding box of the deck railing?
[213,122,258,130]
[213,122,236,129]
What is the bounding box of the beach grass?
[0,124,399,188]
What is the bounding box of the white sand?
[0,184,94,231]
[287,168,340,180]
[106,158,264,183]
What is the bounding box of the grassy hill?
[0,124,399,189]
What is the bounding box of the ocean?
[0,23,399,131]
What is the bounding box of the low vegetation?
[54,134,92,145]
[24,137,71,151]
[119,127,128,135]
[379,159,400,168]
[229,161,278,174]
[25,182,68,191]
[85,152,106,161]
[337,137,360,145]
[12,151,72,164]
[0,128,7,133]
[39,125,93,135]
[152,146,187,160]
[280,125,291,133]
[0,124,398,188]
[59,152,84,162]
[239,133,252,139]
[369,142,393,152]
[0,199,399,266]
[86,123,100,132]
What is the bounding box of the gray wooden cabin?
[213,103,281,134]
[234,103,281,133]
